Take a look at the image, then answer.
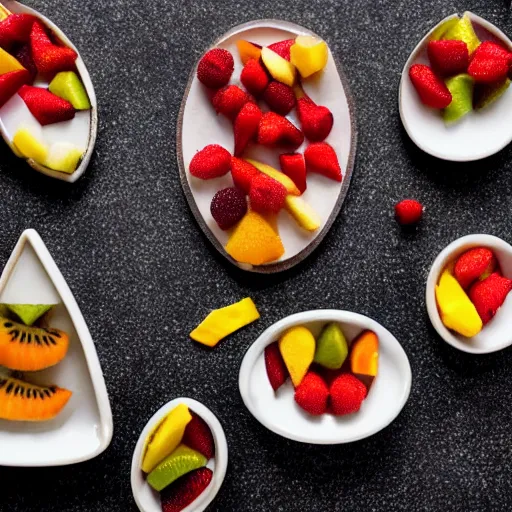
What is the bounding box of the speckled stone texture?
[1,0,512,510]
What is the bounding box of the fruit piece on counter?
[13,126,48,164]
[304,142,342,182]
[240,58,269,97]
[189,144,231,180]
[395,199,423,226]
[236,40,262,65]
[350,330,379,377]
[330,373,367,416]
[409,64,452,109]
[295,85,333,142]
[468,47,509,84]
[0,68,30,108]
[264,341,288,391]
[196,48,234,89]
[147,445,207,492]
[267,39,295,61]
[0,375,72,422]
[18,85,75,126]
[290,35,328,78]
[435,270,483,337]
[45,142,84,173]
[429,18,460,42]
[212,84,254,121]
[234,102,262,156]
[231,157,259,194]
[141,403,193,473]
[278,325,316,387]
[261,47,296,87]
[427,40,469,77]
[474,78,511,110]
[225,210,285,265]
[49,71,91,110]
[0,316,69,372]
[443,74,474,123]
[160,467,213,512]
[257,111,304,149]
[210,187,247,230]
[314,323,348,370]
[182,411,215,460]
[280,153,306,194]
[12,44,37,82]
[190,297,260,347]
[442,13,481,54]
[294,371,329,415]
[4,304,53,326]
[249,173,287,214]
[469,272,512,325]
[245,158,301,195]
[0,14,37,50]
[263,81,295,115]
[454,247,497,290]
[284,195,321,232]
[0,46,25,74]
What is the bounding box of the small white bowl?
[239,310,411,444]
[399,11,512,162]
[131,397,228,512]
[426,234,512,354]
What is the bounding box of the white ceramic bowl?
[239,310,411,444]
[426,234,512,354]
[131,398,228,512]
[399,11,512,162]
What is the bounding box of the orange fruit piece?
[236,40,262,65]
[350,330,379,377]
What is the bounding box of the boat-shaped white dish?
[0,1,97,182]
[399,12,512,161]
[131,397,228,512]
[177,19,357,273]
[0,229,112,466]
[426,234,512,354]
[239,310,411,444]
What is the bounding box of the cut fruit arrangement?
[265,323,378,416]
[409,13,512,123]
[0,10,91,174]
[0,303,72,422]
[190,33,343,267]
[140,403,216,512]
[436,247,512,338]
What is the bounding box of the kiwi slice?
[48,71,91,110]
[3,304,54,326]
[443,74,474,123]
[314,323,348,370]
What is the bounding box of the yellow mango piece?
[279,326,316,387]
[0,5,10,21]
[290,36,328,78]
[190,297,260,347]
[285,195,321,231]
[0,47,24,74]
[442,13,480,54]
[141,403,192,473]
[435,270,483,338]
[225,210,285,266]
[13,128,48,164]
[261,47,296,87]
[45,142,83,174]
[245,159,300,196]
[429,17,460,42]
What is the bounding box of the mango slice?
[261,47,296,87]
[45,142,83,174]
[435,270,483,337]
[190,297,260,347]
[284,195,321,231]
[314,323,348,370]
[430,17,460,42]
[0,47,24,74]
[442,13,480,54]
[279,326,315,387]
[13,127,48,164]
[290,35,328,78]
[245,159,301,196]
[350,331,379,377]
[237,40,262,65]
[49,71,91,110]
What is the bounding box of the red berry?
[182,411,215,460]
[294,371,329,415]
[264,342,288,391]
[230,157,259,194]
[409,64,452,108]
[267,39,295,61]
[210,187,247,230]
[454,248,497,290]
[263,81,296,115]
[257,112,304,149]
[234,102,262,156]
[304,142,342,182]
[189,144,231,180]
[161,468,213,512]
[240,58,269,96]
[249,173,287,214]
[427,40,469,76]
[469,272,512,325]
[280,153,306,194]
[296,95,333,142]
[394,199,423,225]
[330,373,367,416]
[212,85,253,121]
[197,48,234,89]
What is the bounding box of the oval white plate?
[239,310,411,444]
[426,234,512,354]
[0,229,113,466]
[177,19,357,273]
[399,11,512,162]
[131,397,228,512]
[0,1,97,182]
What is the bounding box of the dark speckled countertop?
[1,0,512,511]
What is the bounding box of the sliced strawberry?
[12,44,37,83]
[427,40,469,77]
[161,468,213,512]
[268,39,295,61]
[240,58,269,96]
[18,85,75,125]
[296,94,333,142]
[468,52,509,83]
[280,153,306,193]
[409,64,452,108]
[249,173,287,214]
[231,157,259,193]
[469,272,512,324]
[257,112,304,149]
[263,81,295,115]
[0,14,37,50]
[304,142,342,182]
[234,102,262,156]
[212,84,253,121]
[182,411,215,459]
[0,69,30,108]
[264,342,288,391]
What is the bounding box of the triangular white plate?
[0,229,112,466]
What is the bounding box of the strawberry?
[468,55,509,83]
[268,39,295,61]
[182,411,215,459]
[160,467,213,512]
[280,153,306,193]
[409,64,452,108]
[296,94,333,142]
[472,41,512,66]
[265,342,288,391]
[249,173,287,214]
[12,44,37,83]
[263,81,296,115]
[197,48,234,89]
[0,69,30,108]
[212,85,253,121]
[234,102,262,156]
[454,247,497,290]
[18,85,75,126]
[0,14,37,50]
[257,112,304,149]
[189,144,231,179]
[240,58,269,96]
[394,199,423,225]
[231,157,259,193]
[304,142,342,182]
[329,373,367,416]
[294,371,329,415]
[469,272,512,324]
[427,40,469,77]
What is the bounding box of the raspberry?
[210,187,247,230]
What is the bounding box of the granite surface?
[1,0,512,510]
